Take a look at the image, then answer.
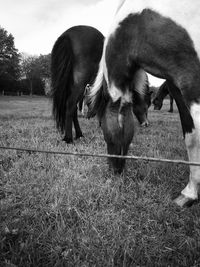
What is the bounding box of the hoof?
[140,121,149,127]
[129,143,134,149]
[75,133,84,140]
[62,137,73,144]
[174,194,197,208]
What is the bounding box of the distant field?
[0,96,200,266]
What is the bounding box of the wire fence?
[0,145,200,166]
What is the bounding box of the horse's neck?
[156,83,169,101]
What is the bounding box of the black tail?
[51,33,73,134]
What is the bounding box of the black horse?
[51,25,104,143]
[88,1,200,207]
[153,81,174,112]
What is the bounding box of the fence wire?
[0,145,200,166]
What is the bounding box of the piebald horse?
[89,0,200,207]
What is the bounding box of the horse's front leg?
[168,95,173,113]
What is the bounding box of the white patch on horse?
[109,83,123,102]
[109,82,133,103]
[89,57,104,99]
[90,39,109,101]
[182,103,200,200]
[190,103,200,133]
[133,69,148,96]
[108,69,148,103]
[122,89,132,103]
[109,0,200,57]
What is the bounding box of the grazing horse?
[88,70,152,126]
[153,81,174,112]
[51,25,151,143]
[51,25,104,143]
[88,0,200,207]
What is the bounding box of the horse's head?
[87,76,135,174]
[152,97,163,110]
[101,98,134,173]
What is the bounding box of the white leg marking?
[81,100,85,116]
[181,103,200,200]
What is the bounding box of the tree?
[20,53,50,95]
[0,26,20,92]
[36,54,51,95]
[20,54,37,95]
[36,54,51,79]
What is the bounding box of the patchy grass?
[0,96,200,266]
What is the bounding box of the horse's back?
[65,26,104,85]
[66,26,104,61]
[113,0,200,57]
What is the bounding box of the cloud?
[0,0,118,55]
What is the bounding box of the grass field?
[0,95,200,267]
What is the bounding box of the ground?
[0,96,200,266]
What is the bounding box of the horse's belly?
[113,0,200,57]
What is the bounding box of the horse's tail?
[87,58,105,118]
[51,33,73,133]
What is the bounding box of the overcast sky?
[7,0,200,86]
[0,0,166,86]
[0,0,118,55]
[2,0,200,86]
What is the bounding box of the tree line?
[0,26,51,96]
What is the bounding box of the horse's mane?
[88,58,104,99]
[87,63,110,120]
[87,57,106,117]
[133,69,149,96]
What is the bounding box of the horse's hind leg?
[164,82,200,206]
[177,107,200,206]
[63,94,76,143]
[168,95,173,113]
[181,104,200,206]
[63,114,73,143]
[175,103,200,207]
[73,108,83,139]
[152,77,200,207]
[153,76,200,207]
